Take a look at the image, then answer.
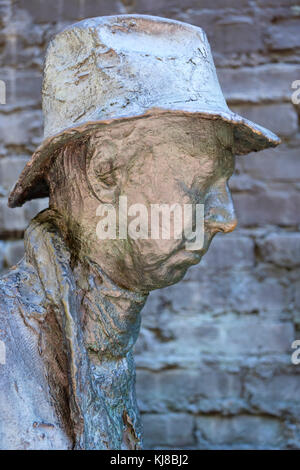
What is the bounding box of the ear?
[86,137,124,204]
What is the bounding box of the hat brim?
[8,108,280,208]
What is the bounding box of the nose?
[204,181,237,234]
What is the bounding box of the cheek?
[124,155,209,210]
[125,171,181,206]
[131,237,180,264]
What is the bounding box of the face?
[69,114,237,293]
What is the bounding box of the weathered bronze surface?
[0,15,280,449]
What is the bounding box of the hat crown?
[43,14,229,138]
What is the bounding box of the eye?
[94,161,118,186]
[96,170,116,186]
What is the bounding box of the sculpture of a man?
[0,15,280,450]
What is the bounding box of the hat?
[8,14,280,208]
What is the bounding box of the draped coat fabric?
[0,210,147,450]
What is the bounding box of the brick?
[266,19,300,51]
[61,0,83,21]
[134,0,251,12]
[198,0,251,7]
[0,199,29,232]
[237,146,300,182]
[137,315,294,363]
[0,156,29,195]
[231,103,298,138]
[195,318,291,355]
[0,240,25,271]
[185,233,255,275]
[1,39,44,70]
[229,173,266,192]
[142,413,194,448]
[132,0,188,14]
[83,0,122,17]
[136,367,242,413]
[10,20,46,48]
[18,0,62,23]
[257,0,299,5]
[210,17,264,54]
[233,188,300,226]
[218,64,300,104]
[0,110,43,146]
[257,233,300,267]
[0,198,48,235]
[166,270,290,314]
[196,415,283,448]
[0,69,42,109]
[244,373,300,415]
[219,319,294,355]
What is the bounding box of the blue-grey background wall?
[0,0,300,449]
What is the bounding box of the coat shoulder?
[0,260,72,449]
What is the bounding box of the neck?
[72,257,148,449]
[73,256,148,360]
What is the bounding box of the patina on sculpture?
[0,15,280,449]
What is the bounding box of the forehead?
[88,114,234,170]
[90,113,233,144]
[146,115,234,159]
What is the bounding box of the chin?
[134,247,205,291]
[146,260,197,291]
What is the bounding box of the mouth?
[155,233,210,268]
[171,243,206,266]
[184,248,205,263]
[178,235,208,256]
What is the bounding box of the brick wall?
[0,0,300,449]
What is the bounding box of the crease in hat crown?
[8,14,281,208]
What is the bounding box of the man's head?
[8,15,280,216]
[47,114,237,293]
